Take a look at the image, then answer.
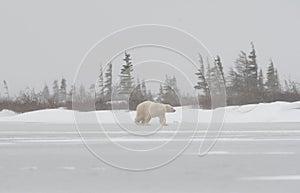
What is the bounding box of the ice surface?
[0,108,300,192]
[1,122,300,193]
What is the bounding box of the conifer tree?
[119,52,134,95]
[97,64,104,99]
[194,63,209,96]
[59,78,67,103]
[162,75,180,106]
[226,67,244,105]
[52,80,59,104]
[3,80,9,101]
[274,69,280,92]
[141,79,147,97]
[68,85,75,102]
[265,59,276,92]
[103,62,113,101]
[146,90,153,101]
[157,84,164,102]
[257,69,265,101]
[42,84,50,104]
[258,69,264,92]
[215,55,225,83]
[129,79,144,110]
[235,51,249,89]
[248,42,258,91]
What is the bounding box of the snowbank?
[0,109,17,117]
[224,101,300,122]
[0,101,299,124]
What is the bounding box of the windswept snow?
[0,101,299,124]
[0,109,17,117]
[0,103,300,193]
[0,109,75,123]
[224,101,300,122]
[240,175,300,181]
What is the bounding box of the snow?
[0,109,75,123]
[222,101,300,122]
[240,175,300,181]
[0,109,17,117]
[0,104,300,192]
[0,101,299,123]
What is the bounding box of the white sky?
[0,0,299,95]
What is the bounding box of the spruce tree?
[170,76,179,95]
[258,69,264,92]
[235,51,249,88]
[146,90,153,101]
[89,84,95,98]
[103,62,113,101]
[206,57,212,88]
[248,42,258,90]
[141,79,147,97]
[162,75,180,106]
[257,69,264,101]
[3,80,9,101]
[207,65,222,95]
[226,67,244,105]
[265,59,282,101]
[215,55,225,83]
[59,78,67,103]
[157,84,164,102]
[68,85,75,102]
[234,51,250,103]
[42,85,50,104]
[119,52,134,96]
[195,55,210,108]
[97,64,104,99]
[274,69,280,92]
[129,79,145,110]
[134,79,143,99]
[79,85,87,103]
[52,80,59,104]
[265,59,276,92]
[194,63,209,96]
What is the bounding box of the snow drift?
[0,109,17,117]
[0,101,299,124]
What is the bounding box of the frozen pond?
[1,122,300,193]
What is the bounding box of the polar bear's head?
[165,104,176,113]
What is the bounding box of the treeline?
[195,42,300,108]
[0,52,182,112]
[1,43,300,112]
[95,52,181,110]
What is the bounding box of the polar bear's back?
[136,101,165,118]
[148,102,166,118]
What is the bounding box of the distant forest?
[1,42,300,112]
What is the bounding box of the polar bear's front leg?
[159,114,167,126]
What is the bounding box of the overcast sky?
[0,0,299,95]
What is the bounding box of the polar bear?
[135,101,176,126]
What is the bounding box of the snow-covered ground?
[0,102,300,193]
[0,101,299,124]
[0,109,17,117]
